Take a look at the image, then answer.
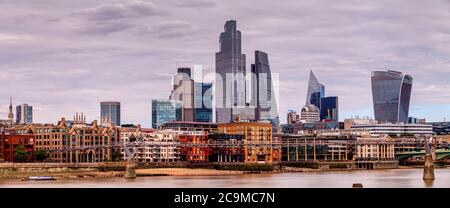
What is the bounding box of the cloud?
[151,20,196,38]
[74,0,167,21]
[80,21,137,35]
[175,0,216,8]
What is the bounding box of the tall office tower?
[100,101,121,126]
[16,103,33,124]
[320,96,339,121]
[251,50,280,126]
[170,67,195,122]
[371,70,413,123]
[8,96,14,124]
[215,20,247,123]
[151,99,182,129]
[305,71,325,109]
[287,110,300,124]
[194,82,213,122]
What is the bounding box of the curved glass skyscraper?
[371,70,413,123]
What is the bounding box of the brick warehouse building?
[208,133,245,163]
[217,122,280,163]
[178,131,211,162]
[13,118,119,163]
[1,132,35,162]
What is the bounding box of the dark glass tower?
[320,96,338,121]
[16,104,33,124]
[194,82,213,122]
[100,101,121,126]
[215,20,246,123]
[251,50,279,126]
[371,70,413,123]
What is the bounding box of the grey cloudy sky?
[0,0,449,127]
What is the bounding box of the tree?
[112,150,123,162]
[35,149,49,162]
[14,145,29,163]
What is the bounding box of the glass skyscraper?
[16,104,33,124]
[152,99,182,129]
[100,101,121,126]
[306,71,325,109]
[251,50,280,126]
[371,70,413,123]
[215,20,247,123]
[320,96,338,121]
[194,82,213,122]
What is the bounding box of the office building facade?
[16,104,33,124]
[194,82,213,122]
[320,96,339,122]
[215,20,247,123]
[287,110,300,124]
[300,104,321,123]
[217,122,279,163]
[170,67,195,122]
[100,101,121,126]
[13,119,119,163]
[120,128,180,163]
[344,117,377,129]
[351,123,432,137]
[371,70,413,123]
[151,99,182,129]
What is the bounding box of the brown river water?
[1,168,449,188]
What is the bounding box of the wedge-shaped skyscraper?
[305,71,325,108]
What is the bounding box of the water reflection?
[423,180,434,188]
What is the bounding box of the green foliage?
[35,149,49,162]
[14,145,29,163]
[112,150,124,162]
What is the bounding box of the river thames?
[1,168,449,188]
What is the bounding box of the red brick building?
[1,133,35,162]
[178,131,211,163]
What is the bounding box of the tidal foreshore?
[1,161,443,181]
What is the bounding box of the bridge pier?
[423,154,434,181]
[423,140,435,181]
[125,160,136,179]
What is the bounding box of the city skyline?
[1,0,450,127]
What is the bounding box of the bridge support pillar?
[125,160,136,179]
[423,154,434,181]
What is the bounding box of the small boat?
[28,176,56,181]
[352,183,363,188]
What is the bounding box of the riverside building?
[13,117,120,163]
[120,127,180,163]
[217,121,280,163]
[351,123,433,137]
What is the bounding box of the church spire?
[8,96,14,124]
